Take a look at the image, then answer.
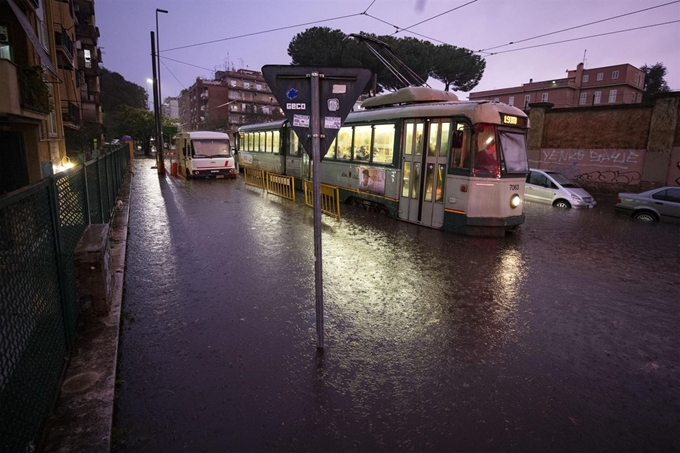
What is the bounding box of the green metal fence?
[0,144,130,452]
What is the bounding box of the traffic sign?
[262,65,372,160]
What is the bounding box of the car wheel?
[633,211,657,222]
[553,199,571,209]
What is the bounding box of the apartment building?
[179,69,282,139]
[162,96,179,120]
[469,63,646,110]
[0,0,103,196]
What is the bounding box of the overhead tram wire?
[477,0,680,53]
[396,0,478,34]
[161,12,364,53]
[486,20,680,56]
[160,59,186,90]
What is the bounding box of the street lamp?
[146,78,153,110]
[154,8,168,175]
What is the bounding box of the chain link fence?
[0,144,130,452]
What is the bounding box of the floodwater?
[114,157,679,452]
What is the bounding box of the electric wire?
[486,20,680,56]
[478,0,680,52]
[162,12,364,53]
[160,59,186,90]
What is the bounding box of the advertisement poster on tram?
[358,166,385,195]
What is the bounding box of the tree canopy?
[640,62,671,103]
[287,27,485,93]
[99,67,147,112]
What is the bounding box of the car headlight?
[510,193,521,208]
[571,194,583,201]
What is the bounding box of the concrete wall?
[527,92,679,193]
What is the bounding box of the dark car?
[615,186,680,224]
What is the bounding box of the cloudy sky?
[96,0,680,102]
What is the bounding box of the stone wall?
[527,92,680,193]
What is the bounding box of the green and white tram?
[235,87,529,237]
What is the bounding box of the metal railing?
[243,167,265,189]
[0,144,130,452]
[304,180,341,220]
[266,173,296,202]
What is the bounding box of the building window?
[582,74,589,83]
[84,49,92,68]
[634,73,639,84]
[612,70,619,80]
[579,92,587,106]
[508,96,514,106]
[597,72,604,81]
[493,97,499,102]
[256,83,262,90]
[230,80,237,87]
[244,82,250,89]
[524,94,531,107]
[608,89,617,103]
[541,92,548,102]
[594,91,601,104]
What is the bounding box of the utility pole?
[150,31,164,175]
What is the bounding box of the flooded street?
[114,157,679,452]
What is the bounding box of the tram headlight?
[510,193,521,209]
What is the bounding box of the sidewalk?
[39,169,132,452]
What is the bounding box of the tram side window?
[336,127,352,160]
[449,123,471,170]
[327,137,337,159]
[264,132,271,153]
[354,125,371,161]
[273,130,280,154]
[372,124,395,164]
[288,130,299,156]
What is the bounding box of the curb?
[40,169,132,452]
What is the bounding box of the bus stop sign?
[262,65,372,159]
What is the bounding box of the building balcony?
[80,90,100,104]
[61,100,81,128]
[200,91,208,99]
[0,60,49,120]
[55,26,75,69]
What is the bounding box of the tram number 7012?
[509,184,520,191]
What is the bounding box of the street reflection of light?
[492,248,524,328]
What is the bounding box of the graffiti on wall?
[535,148,645,184]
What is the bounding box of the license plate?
[210,170,219,173]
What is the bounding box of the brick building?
[469,63,646,110]
[1,0,103,196]
[179,69,282,140]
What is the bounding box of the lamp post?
[155,8,168,175]
[146,78,153,110]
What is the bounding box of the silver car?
[525,168,597,208]
[615,186,680,224]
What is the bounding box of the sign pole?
[261,65,371,351]
[310,72,324,351]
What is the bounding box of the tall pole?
[150,31,163,175]
[311,71,324,352]
[156,9,168,175]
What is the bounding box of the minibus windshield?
[193,139,231,158]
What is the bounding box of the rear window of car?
[652,189,680,203]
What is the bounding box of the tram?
[235,87,530,237]
[175,131,237,179]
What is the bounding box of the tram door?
[399,119,450,228]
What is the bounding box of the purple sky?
[96,0,680,102]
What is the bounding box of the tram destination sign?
[262,65,372,159]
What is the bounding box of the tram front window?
[499,131,528,174]
[473,124,499,176]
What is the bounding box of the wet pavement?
[113,156,679,452]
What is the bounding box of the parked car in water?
[615,186,680,224]
[524,169,597,208]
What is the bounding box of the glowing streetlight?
[146,78,153,110]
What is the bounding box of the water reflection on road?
[114,159,679,452]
